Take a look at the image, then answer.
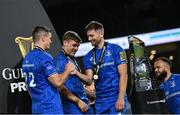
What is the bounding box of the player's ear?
[164,64,170,72]
[100,31,104,38]
[63,40,69,46]
[100,33,103,38]
[41,35,47,42]
[63,40,66,45]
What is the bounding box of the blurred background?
[39,0,180,72]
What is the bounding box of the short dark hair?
[85,21,104,32]
[63,31,82,43]
[32,26,51,42]
[155,57,172,68]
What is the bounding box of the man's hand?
[70,68,78,75]
[65,62,76,73]
[115,98,124,112]
[76,99,88,113]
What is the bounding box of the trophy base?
[130,89,169,114]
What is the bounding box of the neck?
[34,43,45,51]
[165,72,171,81]
[97,39,105,49]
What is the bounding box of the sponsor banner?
[0,0,61,113]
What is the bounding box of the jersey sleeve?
[54,55,66,74]
[83,52,93,70]
[42,54,58,79]
[113,45,128,65]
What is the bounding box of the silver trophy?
[128,35,152,92]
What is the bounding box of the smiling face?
[86,29,103,47]
[63,39,80,56]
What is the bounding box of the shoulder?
[32,50,54,64]
[173,73,180,76]
[23,50,54,67]
[172,74,180,79]
[83,49,94,64]
[24,49,52,60]
[41,51,54,60]
[106,42,125,57]
[106,42,124,51]
[84,49,93,58]
[54,52,66,61]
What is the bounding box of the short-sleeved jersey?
[54,51,88,114]
[160,74,180,114]
[83,42,128,100]
[22,48,63,114]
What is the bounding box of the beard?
[45,47,50,51]
[90,40,97,46]
[155,71,167,82]
[90,38,101,47]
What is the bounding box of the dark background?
[39,0,180,72]
[0,0,61,113]
[40,0,180,42]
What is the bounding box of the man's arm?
[59,85,88,113]
[72,69,92,85]
[85,83,96,99]
[116,63,128,111]
[85,69,94,82]
[48,62,75,88]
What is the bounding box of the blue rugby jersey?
[83,42,128,114]
[22,48,63,114]
[160,74,180,114]
[54,51,89,114]
[83,42,128,99]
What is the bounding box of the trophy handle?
[15,36,34,58]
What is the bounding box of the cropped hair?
[85,21,104,32]
[63,31,82,43]
[155,57,172,68]
[32,26,51,42]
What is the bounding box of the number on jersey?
[23,72,36,87]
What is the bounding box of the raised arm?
[71,69,92,85]
[48,62,75,88]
